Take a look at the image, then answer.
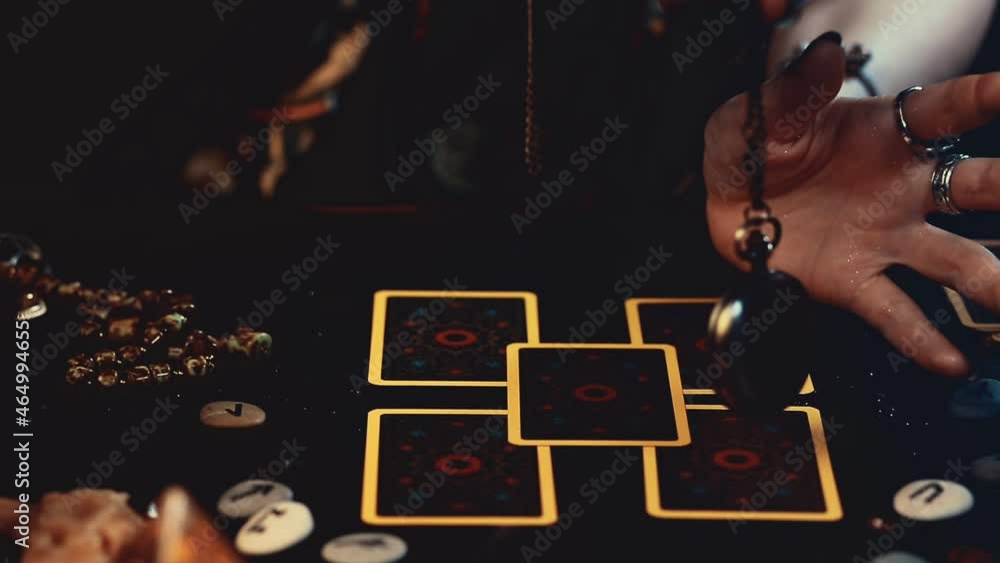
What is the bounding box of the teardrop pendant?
[707,268,815,416]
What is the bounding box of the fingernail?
[785,31,842,73]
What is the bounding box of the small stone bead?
[118,345,145,365]
[78,303,110,321]
[67,353,94,369]
[166,346,185,363]
[108,317,141,343]
[126,366,153,385]
[223,330,273,361]
[171,302,197,320]
[108,296,142,319]
[66,366,94,385]
[159,313,187,333]
[94,349,118,367]
[97,370,118,388]
[137,290,160,309]
[77,288,97,304]
[57,281,82,298]
[79,320,104,340]
[182,356,214,377]
[184,330,218,357]
[143,325,163,348]
[149,363,172,384]
[156,290,194,317]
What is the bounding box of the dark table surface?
[2,201,998,562]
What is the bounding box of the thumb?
[706,31,845,173]
[768,31,846,143]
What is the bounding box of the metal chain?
[736,7,779,269]
[524,0,542,176]
[744,20,770,212]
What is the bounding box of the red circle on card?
[712,448,761,471]
[434,329,478,347]
[573,384,618,403]
[436,454,482,476]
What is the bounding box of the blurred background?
[3,0,1000,222]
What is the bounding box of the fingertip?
[785,31,844,75]
[932,350,972,378]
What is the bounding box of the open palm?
[705,36,1000,376]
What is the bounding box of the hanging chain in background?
[524,0,542,176]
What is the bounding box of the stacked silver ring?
[894,86,961,159]
[931,154,970,215]
[896,86,969,215]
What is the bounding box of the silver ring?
[930,154,970,215]
[895,86,960,158]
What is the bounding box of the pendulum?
[706,14,815,416]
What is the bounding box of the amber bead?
[143,325,163,348]
[78,303,110,321]
[108,317,141,343]
[126,366,153,385]
[108,296,142,319]
[223,330,272,361]
[118,345,145,365]
[79,320,104,340]
[182,356,214,377]
[67,353,94,369]
[171,302,197,320]
[137,289,160,310]
[149,363,172,384]
[94,349,118,368]
[57,281,82,299]
[97,370,119,388]
[158,313,187,334]
[166,346,185,363]
[66,366,94,385]
[184,330,218,358]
